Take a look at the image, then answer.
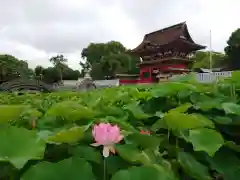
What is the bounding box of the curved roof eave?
[130,22,206,53]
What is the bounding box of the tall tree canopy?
[191,51,227,69]
[0,54,33,82]
[34,64,81,84]
[225,28,240,70]
[81,41,140,80]
[49,54,68,82]
[34,65,45,77]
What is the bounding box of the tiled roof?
[132,22,205,52]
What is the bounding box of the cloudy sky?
[0,0,239,70]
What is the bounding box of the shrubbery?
[1,73,240,180]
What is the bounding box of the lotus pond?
[1,74,240,180]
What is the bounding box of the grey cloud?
[0,0,235,57]
[116,0,215,49]
[0,0,99,24]
[4,22,117,52]
[0,0,118,53]
[118,0,202,31]
[118,0,238,52]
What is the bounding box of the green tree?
[34,66,44,76]
[81,41,126,64]
[17,60,31,78]
[34,65,45,80]
[0,54,33,82]
[35,64,81,84]
[191,51,227,69]
[225,28,240,70]
[42,67,60,84]
[0,56,8,81]
[49,55,68,82]
[81,41,140,80]
[61,64,81,80]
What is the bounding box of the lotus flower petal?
[92,123,123,157]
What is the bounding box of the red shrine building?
[118,22,206,84]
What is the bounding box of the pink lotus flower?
[91,123,123,157]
